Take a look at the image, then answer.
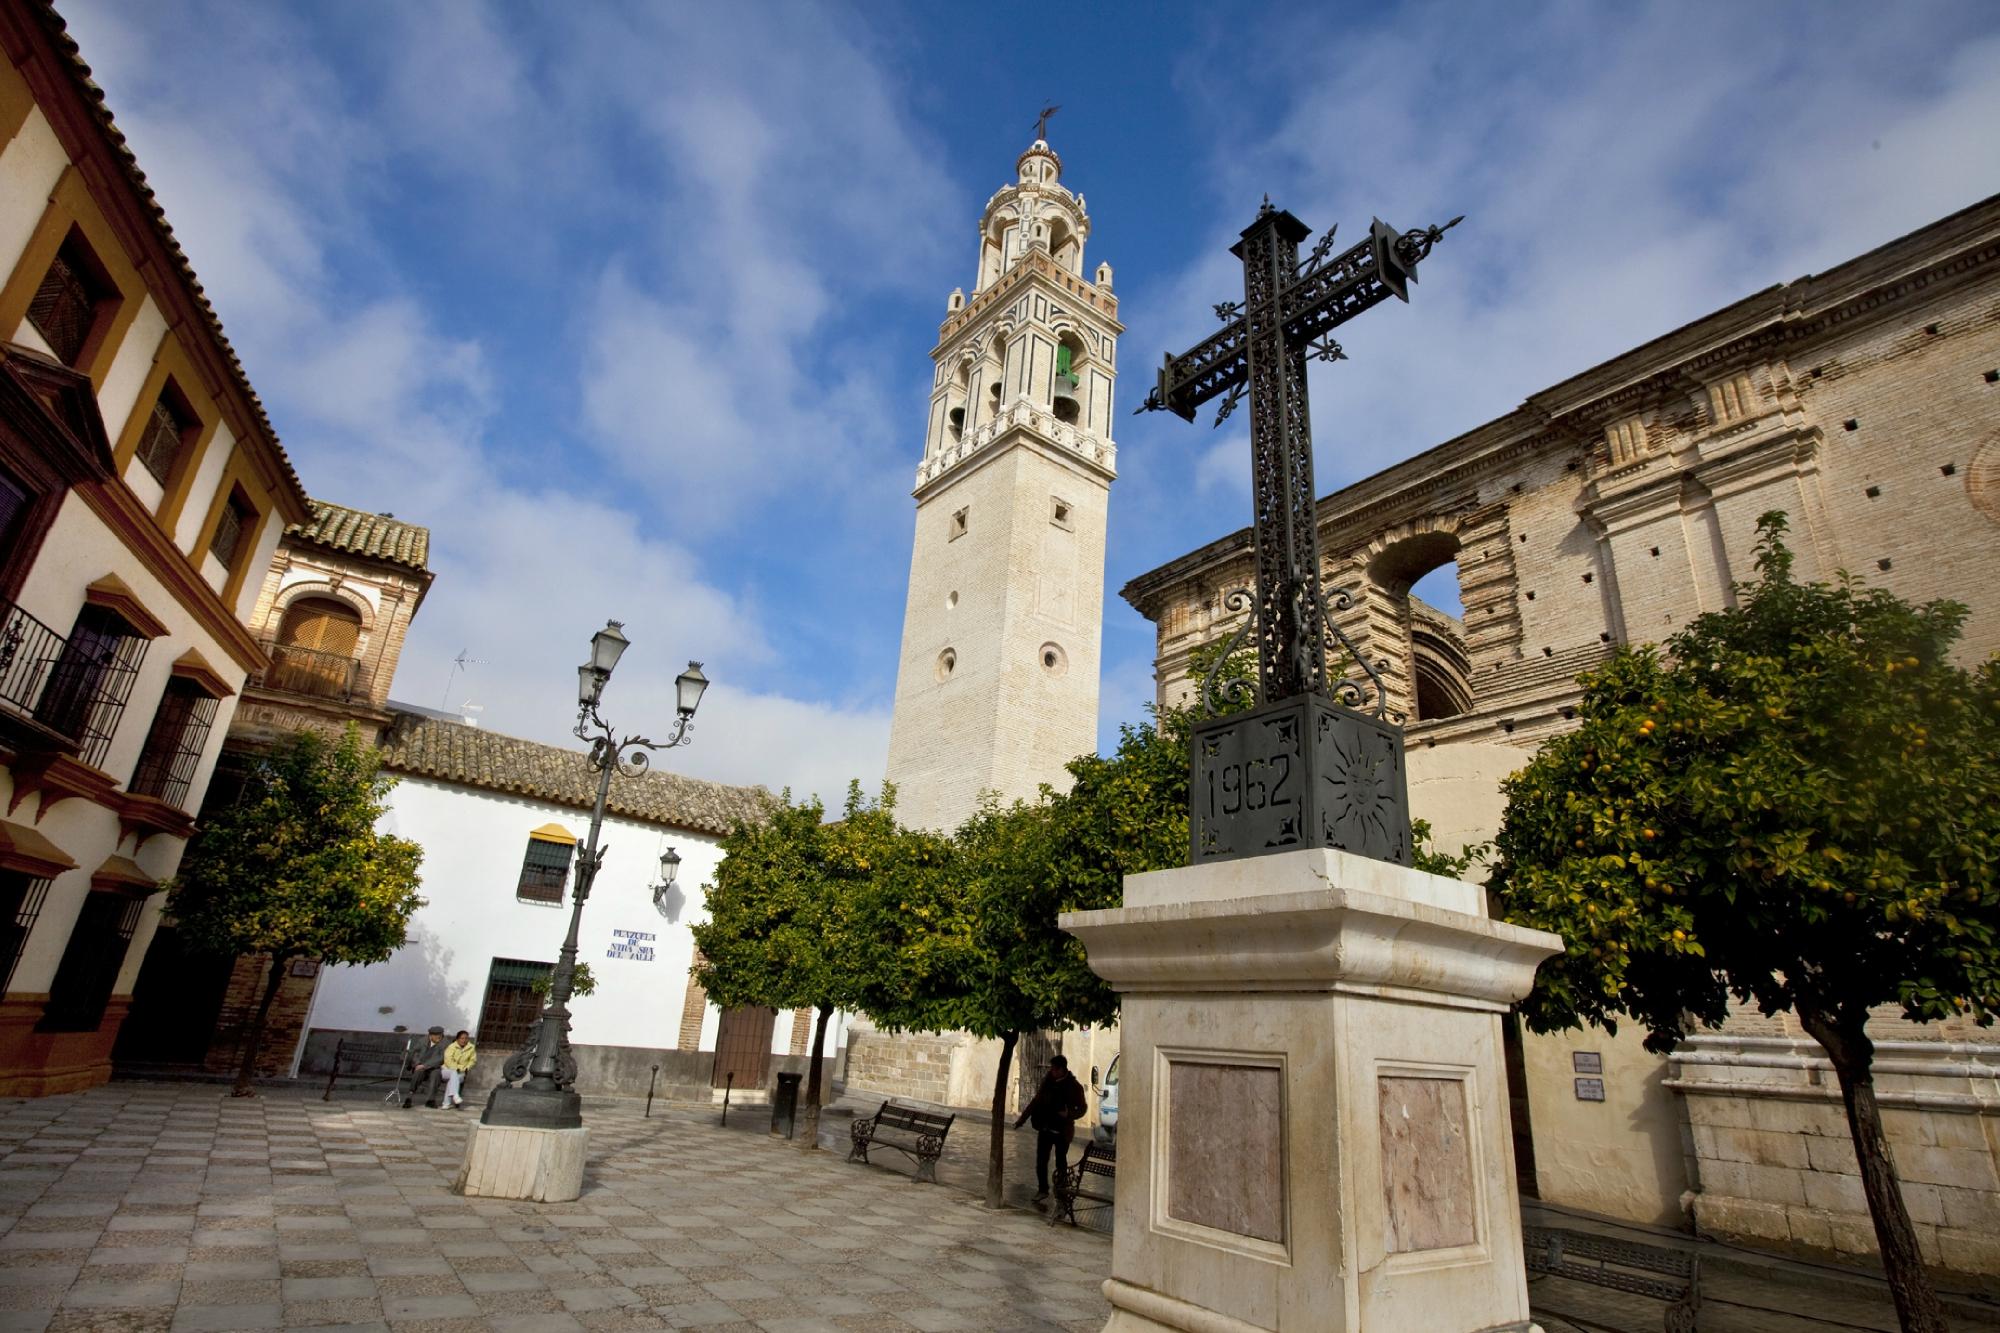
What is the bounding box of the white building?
[301,708,834,1101]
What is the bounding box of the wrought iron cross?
[1141,202,1461,707]
[1142,200,1460,868]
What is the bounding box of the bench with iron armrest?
[1522,1224,1701,1333]
[1049,1138,1114,1227]
[320,1033,415,1102]
[847,1101,955,1183]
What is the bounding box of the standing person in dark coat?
[1013,1054,1089,1203]
[403,1026,447,1108]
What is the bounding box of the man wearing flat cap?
[404,1026,448,1109]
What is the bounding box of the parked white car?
[1091,1054,1120,1146]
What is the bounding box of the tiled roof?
[29,1,308,512]
[377,710,772,838]
[292,500,431,573]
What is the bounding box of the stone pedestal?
[456,1122,587,1202]
[1060,847,1561,1333]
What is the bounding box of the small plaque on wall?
[1574,1077,1606,1102]
[1572,1051,1602,1074]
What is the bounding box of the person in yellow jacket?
[441,1030,477,1109]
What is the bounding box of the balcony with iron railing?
[250,637,374,704]
[0,596,140,768]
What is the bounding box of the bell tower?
[884,136,1121,832]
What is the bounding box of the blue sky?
[64,1,2000,805]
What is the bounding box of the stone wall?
[204,954,320,1078]
[842,1028,959,1106]
[299,1028,839,1104]
[1671,1028,2000,1278]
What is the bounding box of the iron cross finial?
[1034,104,1060,141]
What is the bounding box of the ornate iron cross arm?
[1139,211,1463,424]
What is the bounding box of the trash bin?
[771,1072,803,1139]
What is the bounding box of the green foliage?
[695,782,936,1024]
[1411,818,1484,879]
[1489,513,2000,1052]
[167,725,425,966]
[530,961,595,999]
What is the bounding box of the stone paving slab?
[0,1086,1109,1332]
[7,1085,2000,1331]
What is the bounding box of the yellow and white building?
[0,0,310,1094]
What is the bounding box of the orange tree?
[1489,514,1999,1333]
[167,725,424,1097]
[694,783,900,1149]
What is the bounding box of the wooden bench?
[847,1100,955,1183]
[1049,1138,1114,1227]
[1522,1224,1701,1333]
[320,1033,416,1102]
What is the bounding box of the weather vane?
[1034,103,1060,141]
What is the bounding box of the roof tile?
[293,500,430,573]
[378,710,771,838]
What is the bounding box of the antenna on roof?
[442,649,484,711]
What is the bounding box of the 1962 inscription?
[1204,752,1293,819]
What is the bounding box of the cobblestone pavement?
[6,1084,1999,1333]
[0,1084,1108,1332]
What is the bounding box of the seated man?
[403,1026,448,1108]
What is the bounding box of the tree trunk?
[985,1029,1018,1210]
[800,1003,832,1151]
[232,953,291,1098]
[1799,1005,1950,1333]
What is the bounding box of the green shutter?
[1056,345,1072,377]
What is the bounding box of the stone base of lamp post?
[1059,848,1560,1333]
[456,1121,587,1203]
[482,1084,584,1131]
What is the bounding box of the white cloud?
[1152,3,2000,489]
[60,0,920,808]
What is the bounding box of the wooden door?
[711,1005,776,1088]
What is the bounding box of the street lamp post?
[482,621,709,1131]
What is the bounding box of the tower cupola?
[975,135,1092,291]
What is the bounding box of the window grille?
[25,238,105,367]
[34,604,147,769]
[209,494,251,568]
[477,957,552,1050]
[37,890,143,1033]
[0,873,52,992]
[136,394,190,486]
[516,836,572,905]
[128,678,220,809]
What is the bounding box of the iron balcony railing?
[0,596,142,768]
[252,638,371,703]
[0,598,66,726]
